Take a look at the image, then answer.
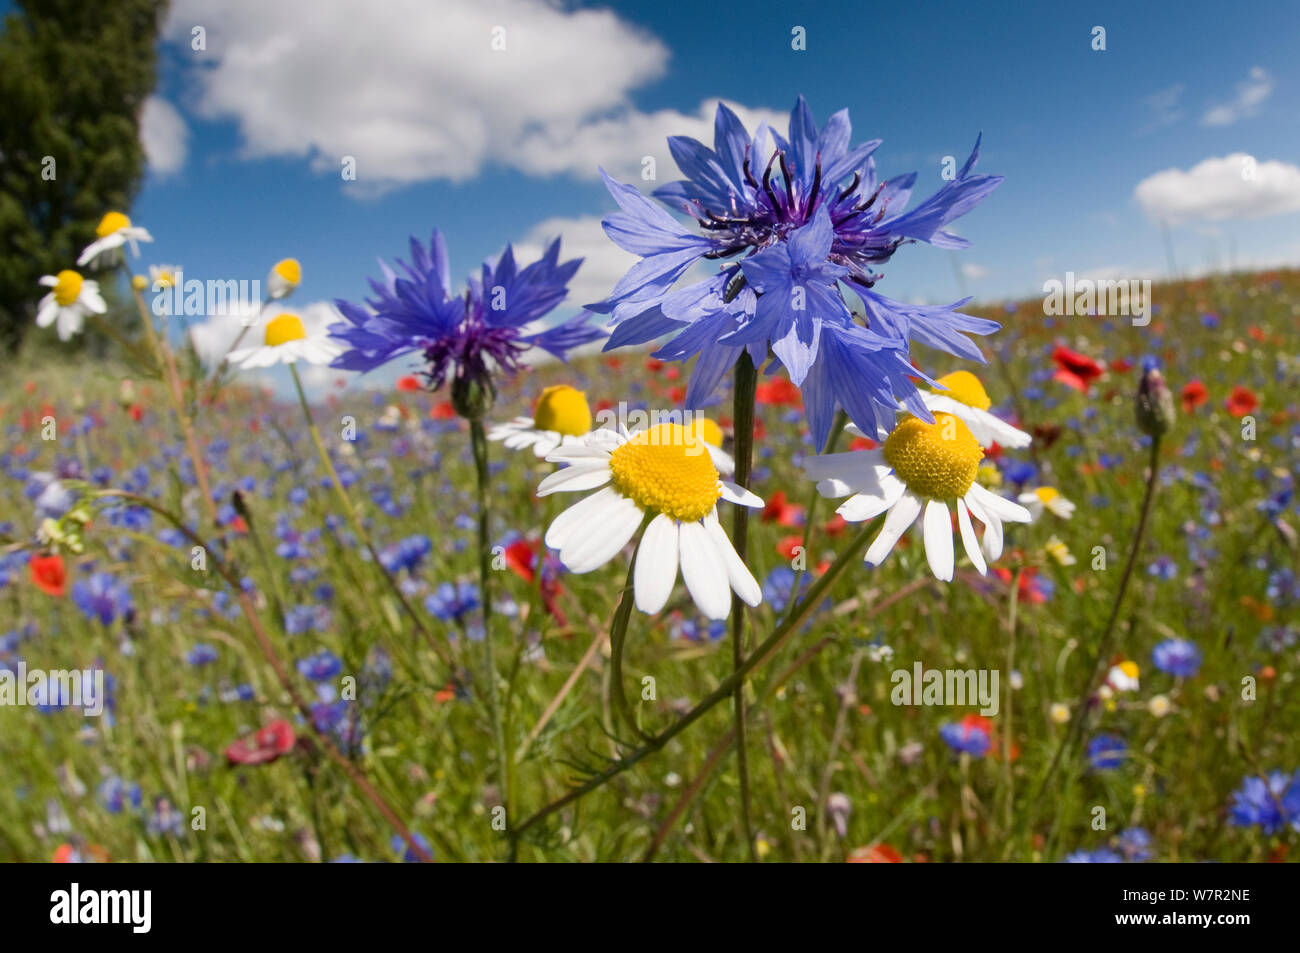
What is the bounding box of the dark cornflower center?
[421,302,526,411]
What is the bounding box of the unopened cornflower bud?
[1135,357,1175,437]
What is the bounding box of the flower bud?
[1135,358,1175,437]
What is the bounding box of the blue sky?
[15,0,1300,386]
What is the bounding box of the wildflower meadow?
[1,1,1297,897]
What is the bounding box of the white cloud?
[1134,153,1300,224]
[511,215,637,314]
[1201,67,1273,127]
[960,262,989,280]
[164,0,785,191]
[140,96,189,175]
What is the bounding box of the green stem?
[469,415,511,826]
[511,522,874,841]
[729,352,759,860]
[610,519,654,742]
[1037,436,1162,796]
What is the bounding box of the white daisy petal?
[924,394,1032,449]
[706,443,735,475]
[837,472,906,522]
[544,486,621,550]
[704,514,762,607]
[719,481,763,508]
[964,491,1005,562]
[968,483,1033,524]
[865,492,923,566]
[678,520,732,620]
[956,498,987,575]
[922,499,955,581]
[633,514,679,615]
[559,494,643,573]
[36,299,59,328]
[536,463,611,497]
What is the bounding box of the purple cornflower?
[297,650,343,682]
[330,231,603,414]
[591,97,1003,449]
[71,572,133,626]
[1228,770,1300,834]
[424,581,480,624]
[1152,638,1202,678]
[187,643,219,667]
[1086,733,1128,770]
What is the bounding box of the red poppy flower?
[775,535,804,561]
[849,436,877,451]
[847,843,903,863]
[755,377,802,407]
[823,513,848,537]
[1109,357,1133,373]
[128,404,143,421]
[761,490,804,527]
[644,358,664,373]
[502,539,568,626]
[30,553,66,597]
[1180,379,1208,413]
[1051,346,1104,394]
[396,375,422,392]
[430,401,457,419]
[1226,385,1258,416]
[225,719,296,765]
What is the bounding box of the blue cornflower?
[591,97,1003,449]
[71,572,133,627]
[380,534,432,574]
[1064,848,1124,863]
[1152,638,1202,678]
[187,643,219,667]
[1117,827,1152,862]
[1086,733,1128,770]
[330,231,603,412]
[391,832,432,863]
[1228,770,1300,834]
[97,776,142,814]
[297,650,343,682]
[939,715,993,757]
[424,581,480,624]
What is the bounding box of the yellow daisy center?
[273,258,302,285]
[1034,486,1060,505]
[154,269,176,288]
[533,385,591,436]
[53,270,84,306]
[1118,660,1139,681]
[932,370,991,411]
[96,211,131,237]
[689,415,724,448]
[264,313,307,347]
[608,423,721,522]
[882,413,983,500]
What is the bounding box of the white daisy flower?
[1103,660,1140,695]
[76,212,153,268]
[490,385,593,458]
[35,270,106,341]
[267,258,302,300]
[919,370,1031,449]
[227,311,340,368]
[538,423,763,620]
[148,264,182,290]
[804,411,1032,581]
[1018,486,1076,520]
